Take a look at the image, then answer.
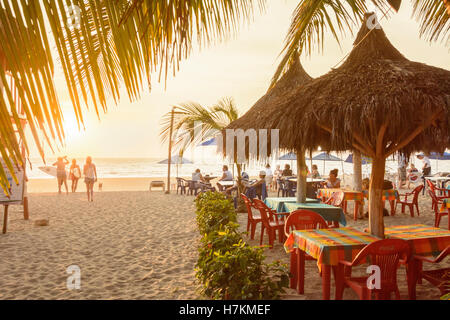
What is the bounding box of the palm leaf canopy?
[0,0,263,194]
[226,13,450,160]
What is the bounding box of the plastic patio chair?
[336,239,410,300]
[426,179,450,211]
[413,245,449,296]
[176,178,187,195]
[396,185,423,217]
[252,199,287,249]
[284,210,328,294]
[241,193,262,240]
[428,190,449,229]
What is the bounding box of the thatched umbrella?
[224,54,313,203]
[275,14,449,237]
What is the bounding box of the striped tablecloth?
[363,189,399,201]
[318,188,364,202]
[284,227,380,271]
[264,197,320,213]
[283,202,347,226]
[385,224,450,257]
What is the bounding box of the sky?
[27,0,450,159]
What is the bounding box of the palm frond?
[0,0,263,194]
[412,0,450,45]
[159,97,240,155]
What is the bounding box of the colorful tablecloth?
[264,197,319,213]
[363,189,399,201]
[283,202,347,226]
[284,227,380,271]
[385,224,450,257]
[318,188,364,202]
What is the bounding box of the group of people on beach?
[53,156,97,201]
[397,153,431,189]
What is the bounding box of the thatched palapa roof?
[226,13,450,159]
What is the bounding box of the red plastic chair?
[284,210,328,294]
[427,179,450,211]
[241,193,262,240]
[396,185,423,217]
[336,239,410,300]
[413,245,449,296]
[252,199,287,249]
[428,191,449,229]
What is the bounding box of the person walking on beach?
[69,159,81,193]
[53,156,69,194]
[83,156,97,202]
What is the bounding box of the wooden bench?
[149,181,165,192]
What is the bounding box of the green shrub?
[195,191,237,235]
[194,192,289,300]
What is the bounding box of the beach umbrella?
[225,14,450,237]
[278,152,297,160]
[198,138,217,146]
[427,152,450,171]
[311,152,342,176]
[345,154,372,165]
[158,155,192,178]
[224,53,314,203]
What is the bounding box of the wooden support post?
[23,196,29,220]
[368,156,386,238]
[3,205,8,234]
[296,149,307,203]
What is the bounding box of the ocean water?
[26,154,450,180]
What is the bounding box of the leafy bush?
[195,191,237,235]
[195,191,289,300]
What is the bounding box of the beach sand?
[0,177,448,299]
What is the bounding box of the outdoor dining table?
[284,227,380,300]
[426,176,450,191]
[318,188,364,221]
[363,189,399,215]
[264,197,320,213]
[216,180,235,187]
[385,224,450,299]
[283,202,347,227]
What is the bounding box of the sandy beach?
[0,177,448,300]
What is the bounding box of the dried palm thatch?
[225,13,450,237]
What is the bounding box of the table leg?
[321,265,331,300]
[448,208,450,230]
[343,201,348,214]
[406,260,417,300]
[290,250,298,289]
[389,200,396,216]
[297,250,306,294]
[353,201,359,221]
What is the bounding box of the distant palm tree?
[0,1,264,193]
[159,97,245,199]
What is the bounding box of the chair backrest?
[351,239,410,286]
[176,178,183,186]
[325,191,345,207]
[241,193,256,220]
[428,190,441,214]
[411,185,424,204]
[253,198,275,227]
[284,210,328,236]
[432,245,450,263]
[426,179,436,191]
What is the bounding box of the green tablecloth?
[264,197,320,213]
[283,202,347,226]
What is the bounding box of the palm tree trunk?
[353,151,363,216]
[296,148,307,203]
[368,156,386,238]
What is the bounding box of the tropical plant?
[0,0,265,194]
[159,97,246,207]
[194,191,289,300]
[271,0,449,87]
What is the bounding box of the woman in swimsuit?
[83,156,97,202]
[69,159,81,193]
